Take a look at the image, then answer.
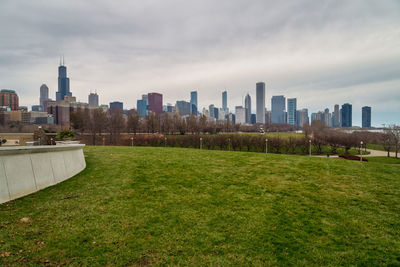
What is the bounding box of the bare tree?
[70,109,88,133]
[385,124,400,158]
[127,110,140,135]
[187,114,199,134]
[160,113,172,134]
[146,111,159,133]
[108,109,125,145]
[88,108,108,145]
[199,115,208,133]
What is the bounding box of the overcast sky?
[0,0,399,126]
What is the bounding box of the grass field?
[367,156,400,165]
[366,143,396,152]
[1,146,399,265]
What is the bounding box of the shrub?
[56,130,75,140]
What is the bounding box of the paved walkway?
[314,149,397,158]
[364,149,396,157]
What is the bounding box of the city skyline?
[0,1,399,126]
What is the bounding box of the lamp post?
[309,139,312,156]
[131,137,134,147]
[38,137,41,145]
[228,138,231,151]
[265,138,268,154]
[164,137,167,147]
[200,137,202,150]
[360,141,363,162]
[103,137,105,146]
[51,138,53,145]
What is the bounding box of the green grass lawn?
[367,156,400,165]
[1,146,399,265]
[366,143,396,152]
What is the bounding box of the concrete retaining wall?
[0,144,86,204]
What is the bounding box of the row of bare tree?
[304,120,399,157]
[70,108,399,157]
[70,109,297,143]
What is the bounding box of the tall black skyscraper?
[56,57,72,102]
[341,103,352,127]
[256,82,266,123]
[362,106,371,128]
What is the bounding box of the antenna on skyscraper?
[59,56,62,66]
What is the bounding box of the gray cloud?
[0,0,399,126]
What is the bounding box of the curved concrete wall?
[0,144,86,204]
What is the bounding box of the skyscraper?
[148,93,163,115]
[190,91,198,115]
[271,95,285,124]
[341,103,352,127]
[256,82,265,123]
[56,58,72,102]
[176,101,191,116]
[244,93,251,124]
[222,91,228,112]
[362,106,371,128]
[40,84,49,110]
[214,107,219,120]
[235,106,246,124]
[137,99,147,118]
[88,92,99,107]
[287,98,297,125]
[333,104,340,127]
[209,104,215,118]
[298,108,309,127]
[324,108,332,127]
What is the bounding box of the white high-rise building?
[235,106,246,124]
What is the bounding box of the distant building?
[222,91,227,112]
[298,108,309,127]
[137,99,147,118]
[324,108,332,127]
[235,106,246,124]
[219,108,227,121]
[190,91,198,115]
[0,89,19,110]
[176,101,191,116]
[88,92,99,107]
[251,113,256,124]
[31,105,43,112]
[341,103,352,127]
[245,93,251,124]
[333,104,340,127]
[40,84,49,110]
[100,104,109,112]
[271,95,285,124]
[362,106,371,128]
[287,98,297,126]
[265,110,271,124]
[47,101,70,126]
[148,93,163,115]
[30,112,54,124]
[56,59,72,101]
[110,101,123,111]
[166,104,174,113]
[214,107,219,120]
[209,104,215,118]
[256,82,266,123]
